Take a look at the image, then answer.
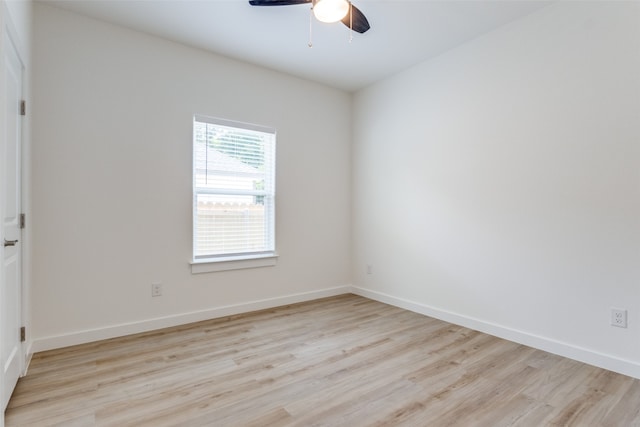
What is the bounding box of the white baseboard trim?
[22,340,33,376]
[351,286,640,380]
[32,285,352,353]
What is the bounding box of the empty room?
[1,0,640,425]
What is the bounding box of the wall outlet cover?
[611,308,627,328]
[152,283,163,297]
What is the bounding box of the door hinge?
[20,213,25,229]
[20,100,26,116]
[20,326,26,342]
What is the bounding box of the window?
[192,115,276,271]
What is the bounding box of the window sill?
[191,253,278,274]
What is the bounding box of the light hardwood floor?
[5,294,640,426]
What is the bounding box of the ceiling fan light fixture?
[313,0,349,23]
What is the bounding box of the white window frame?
[191,115,277,273]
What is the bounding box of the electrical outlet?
[366,264,373,275]
[152,282,163,297]
[611,308,627,328]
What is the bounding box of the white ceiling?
[46,0,552,92]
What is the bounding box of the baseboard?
[350,286,640,380]
[32,285,352,353]
[32,284,640,379]
[22,340,33,376]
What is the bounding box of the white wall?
[31,3,351,349]
[352,1,640,378]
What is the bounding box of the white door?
[1,30,23,412]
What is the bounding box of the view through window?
[193,115,276,260]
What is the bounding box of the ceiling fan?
[248,0,371,34]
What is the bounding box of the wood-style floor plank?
[5,294,640,426]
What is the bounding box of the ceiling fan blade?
[341,3,370,34]
[249,0,311,5]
